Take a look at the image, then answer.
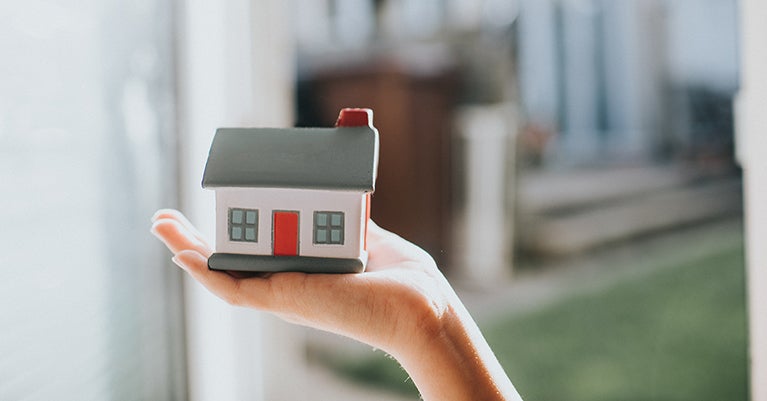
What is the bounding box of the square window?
[231,209,243,224]
[229,208,258,242]
[331,213,342,227]
[314,211,344,245]
[316,213,327,226]
[330,229,342,244]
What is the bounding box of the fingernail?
[151,209,171,222]
[150,220,164,237]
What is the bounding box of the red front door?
[273,211,299,256]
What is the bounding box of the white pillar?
[177,1,299,400]
[735,0,767,399]
[517,0,560,124]
[455,104,517,285]
[560,0,600,159]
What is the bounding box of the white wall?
[215,187,364,259]
[736,0,767,399]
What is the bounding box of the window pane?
[0,2,186,400]
[245,227,256,241]
[331,229,342,243]
[316,212,328,226]
[316,229,327,243]
[246,210,257,224]
[232,209,244,224]
[331,213,342,227]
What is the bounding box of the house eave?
[202,184,374,192]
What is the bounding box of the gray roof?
[202,126,379,191]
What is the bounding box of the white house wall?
[215,187,364,259]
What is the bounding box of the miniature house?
[202,108,379,273]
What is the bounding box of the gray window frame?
[314,211,344,245]
[229,208,259,242]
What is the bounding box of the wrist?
[390,295,522,401]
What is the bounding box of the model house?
[202,108,379,273]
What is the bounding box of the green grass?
[327,244,749,400]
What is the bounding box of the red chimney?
[335,108,373,127]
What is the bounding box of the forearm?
[153,211,520,399]
[393,297,523,401]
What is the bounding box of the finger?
[175,252,398,350]
[151,209,211,247]
[172,250,267,308]
[151,218,213,257]
[174,250,277,309]
[151,208,184,222]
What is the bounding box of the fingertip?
[152,208,181,222]
[150,219,163,235]
[150,220,170,241]
[151,218,178,237]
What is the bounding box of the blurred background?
[0,0,758,400]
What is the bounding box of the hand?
[151,209,452,355]
[150,209,522,401]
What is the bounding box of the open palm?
[151,209,455,355]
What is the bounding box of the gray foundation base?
[208,253,366,273]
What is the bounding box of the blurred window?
[0,2,186,400]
